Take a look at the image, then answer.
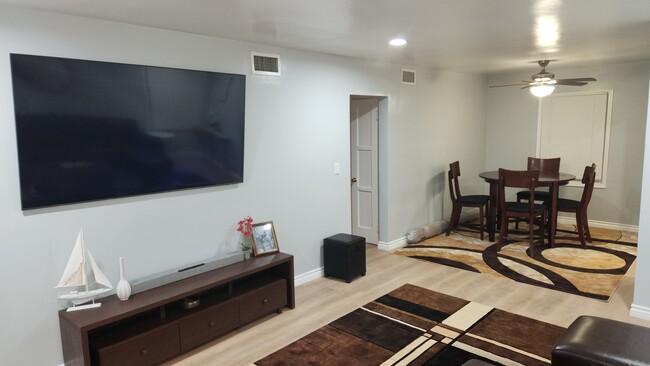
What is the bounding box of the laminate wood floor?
[166,244,650,366]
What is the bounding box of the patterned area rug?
[255,284,565,365]
[394,224,637,300]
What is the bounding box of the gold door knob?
[351,177,358,184]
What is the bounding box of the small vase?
[116,257,132,301]
[240,236,254,260]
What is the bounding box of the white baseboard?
[630,303,650,320]
[557,216,638,233]
[378,237,407,251]
[295,266,323,286]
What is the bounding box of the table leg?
[488,181,498,242]
[549,182,559,247]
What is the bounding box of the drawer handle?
[263,298,268,304]
[140,348,149,356]
[208,321,215,328]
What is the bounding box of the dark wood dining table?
[479,171,576,247]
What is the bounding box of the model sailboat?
[56,229,113,311]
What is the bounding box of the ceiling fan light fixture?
[530,84,555,97]
[488,60,595,93]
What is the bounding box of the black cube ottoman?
[324,233,366,283]
[552,315,650,366]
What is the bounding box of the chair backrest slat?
[499,168,540,213]
[499,168,540,189]
[527,157,561,173]
[448,161,462,201]
[580,163,597,207]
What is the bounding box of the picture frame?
[251,221,279,256]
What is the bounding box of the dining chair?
[515,157,560,229]
[446,161,490,240]
[498,168,547,251]
[551,164,596,248]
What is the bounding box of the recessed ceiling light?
[389,38,407,46]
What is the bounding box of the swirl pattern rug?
[394,224,637,300]
[255,284,564,366]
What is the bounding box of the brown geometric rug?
[255,284,565,365]
[394,224,637,300]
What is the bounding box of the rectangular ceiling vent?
[251,52,281,76]
[401,69,416,85]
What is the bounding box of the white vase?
[116,257,132,301]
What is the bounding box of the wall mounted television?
[10,54,246,210]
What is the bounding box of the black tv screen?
[10,54,246,210]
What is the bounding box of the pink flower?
[237,216,253,237]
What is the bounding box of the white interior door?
[350,97,379,244]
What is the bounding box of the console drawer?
[97,322,179,366]
[239,278,287,324]
[179,297,239,352]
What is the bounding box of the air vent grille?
[251,52,281,75]
[401,69,416,84]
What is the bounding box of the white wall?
[486,61,650,226]
[384,70,488,237]
[0,6,487,365]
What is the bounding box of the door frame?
[349,95,387,245]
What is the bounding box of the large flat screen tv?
[10,54,246,210]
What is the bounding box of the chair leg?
[479,205,485,241]
[529,216,534,249]
[498,215,508,251]
[541,211,546,247]
[583,210,592,242]
[515,197,522,229]
[447,204,460,236]
[576,211,587,248]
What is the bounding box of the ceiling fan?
[490,60,597,97]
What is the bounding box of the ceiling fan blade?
[555,80,588,86]
[489,83,530,88]
[520,85,532,89]
[556,77,597,82]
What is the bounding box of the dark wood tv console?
[59,253,294,366]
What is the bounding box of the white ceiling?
[2,0,650,74]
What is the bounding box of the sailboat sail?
[88,250,113,289]
[56,229,113,308]
[56,230,85,288]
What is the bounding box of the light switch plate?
[334,162,340,175]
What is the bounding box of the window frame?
[536,90,613,188]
